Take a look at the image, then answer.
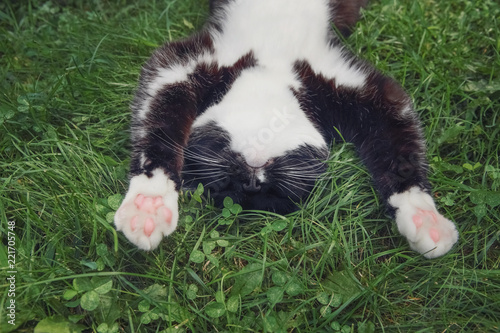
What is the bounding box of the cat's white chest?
[212,0,331,68]
[192,67,327,167]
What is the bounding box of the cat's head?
[182,122,329,214]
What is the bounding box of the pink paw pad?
[429,228,440,243]
[135,194,164,214]
[412,215,423,228]
[129,195,173,237]
[162,207,172,222]
[131,216,138,232]
[412,209,443,244]
[144,218,155,237]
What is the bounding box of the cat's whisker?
[183,148,228,166]
[280,177,309,187]
[184,143,236,166]
[182,171,226,180]
[274,162,326,172]
[181,149,224,165]
[273,169,323,177]
[273,170,323,179]
[182,169,225,176]
[184,154,228,167]
[282,175,321,182]
[151,130,228,166]
[203,176,229,188]
[276,183,301,199]
[278,178,309,193]
[286,167,324,173]
[275,169,323,177]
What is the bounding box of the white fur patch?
[148,65,190,95]
[136,99,152,123]
[310,46,367,88]
[212,0,366,88]
[389,187,458,258]
[256,168,266,182]
[193,67,327,166]
[399,102,414,117]
[114,169,179,250]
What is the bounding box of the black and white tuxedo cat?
[115,0,458,258]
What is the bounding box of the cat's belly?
[211,0,367,89]
[192,67,327,167]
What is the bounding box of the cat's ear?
[330,0,369,38]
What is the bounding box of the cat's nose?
[243,174,261,193]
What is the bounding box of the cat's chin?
[211,192,301,215]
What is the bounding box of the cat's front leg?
[350,74,461,258]
[113,31,256,250]
[115,170,179,250]
[114,72,199,250]
[293,61,459,257]
[345,75,460,258]
[113,79,195,250]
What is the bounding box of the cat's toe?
[389,187,458,258]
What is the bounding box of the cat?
[114,0,459,258]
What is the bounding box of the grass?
[0,0,499,332]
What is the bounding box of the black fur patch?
[292,60,430,201]
[329,0,368,37]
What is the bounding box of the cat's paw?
[389,187,458,259]
[114,170,179,250]
[115,194,176,250]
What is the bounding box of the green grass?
[1,0,499,332]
